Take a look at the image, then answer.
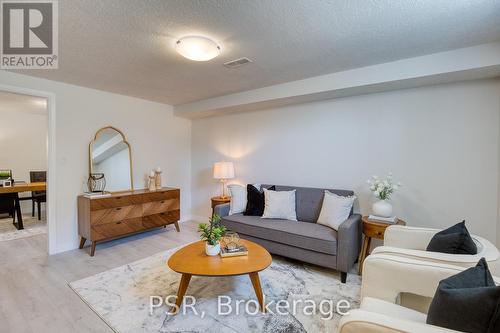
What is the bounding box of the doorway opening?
[0,86,56,254]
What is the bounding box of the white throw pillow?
[227,183,261,215]
[227,184,246,215]
[317,191,356,230]
[262,189,297,221]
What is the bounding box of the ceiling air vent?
[223,57,252,68]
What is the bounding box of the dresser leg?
[90,241,96,257]
[79,237,86,249]
[174,221,180,232]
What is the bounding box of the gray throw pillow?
[427,258,500,333]
[426,221,477,255]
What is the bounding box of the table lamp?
[213,161,234,199]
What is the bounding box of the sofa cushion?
[262,189,297,220]
[222,213,337,255]
[317,191,356,230]
[262,185,354,223]
[244,185,275,216]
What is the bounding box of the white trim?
[181,215,206,223]
[0,84,57,255]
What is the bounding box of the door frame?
[0,84,57,254]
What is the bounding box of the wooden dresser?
[78,187,180,256]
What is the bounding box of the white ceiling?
[11,0,500,105]
[0,91,47,115]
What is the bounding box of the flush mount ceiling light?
[175,36,221,61]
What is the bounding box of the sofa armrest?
[214,203,230,217]
[384,225,439,249]
[339,309,458,333]
[337,213,362,273]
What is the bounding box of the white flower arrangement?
[366,172,402,200]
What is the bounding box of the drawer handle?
[115,197,122,200]
[116,221,122,224]
[116,207,122,211]
[160,201,165,204]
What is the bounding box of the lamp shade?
[213,161,234,179]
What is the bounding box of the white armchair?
[339,253,500,332]
[371,225,500,275]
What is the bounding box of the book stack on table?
[220,244,248,257]
[368,215,397,224]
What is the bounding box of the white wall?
[192,79,500,244]
[0,71,192,254]
[0,107,47,211]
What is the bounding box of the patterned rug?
[0,214,47,242]
[69,246,361,333]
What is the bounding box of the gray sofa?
[214,185,362,283]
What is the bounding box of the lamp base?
[220,179,228,199]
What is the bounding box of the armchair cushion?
[426,221,477,255]
[362,297,427,324]
[339,297,458,333]
[427,258,500,333]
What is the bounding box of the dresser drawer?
[143,210,180,228]
[143,198,179,216]
[91,217,145,241]
[90,204,143,225]
[90,194,143,210]
[143,189,180,203]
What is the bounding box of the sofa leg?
[340,272,347,283]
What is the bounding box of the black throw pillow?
[244,185,275,216]
[426,220,477,255]
[427,258,500,333]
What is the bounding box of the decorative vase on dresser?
[77,187,180,256]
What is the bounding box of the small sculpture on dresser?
[155,167,162,190]
[148,171,156,191]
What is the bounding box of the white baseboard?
[181,214,207,223]
[51,213,207,255]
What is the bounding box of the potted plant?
[366,173,402,217]
[198,214,227,256]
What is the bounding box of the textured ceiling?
[0,91,47,115]
[10,0,500,105]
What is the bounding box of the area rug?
[69,246,361,333]
[0,215,47,242]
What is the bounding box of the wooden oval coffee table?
[167,239,272,313]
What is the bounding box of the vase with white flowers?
[366,173,402,217]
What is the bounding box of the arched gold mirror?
[89,126,133,192]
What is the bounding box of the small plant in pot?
[198,214,227,256]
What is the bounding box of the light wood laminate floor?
[0,220,201,333]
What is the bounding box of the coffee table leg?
[249,272,265,313]
[172,273,192,314]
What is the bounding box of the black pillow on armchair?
[427,258,500,333]
[426,220,477,255]
[244,184,275,216]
